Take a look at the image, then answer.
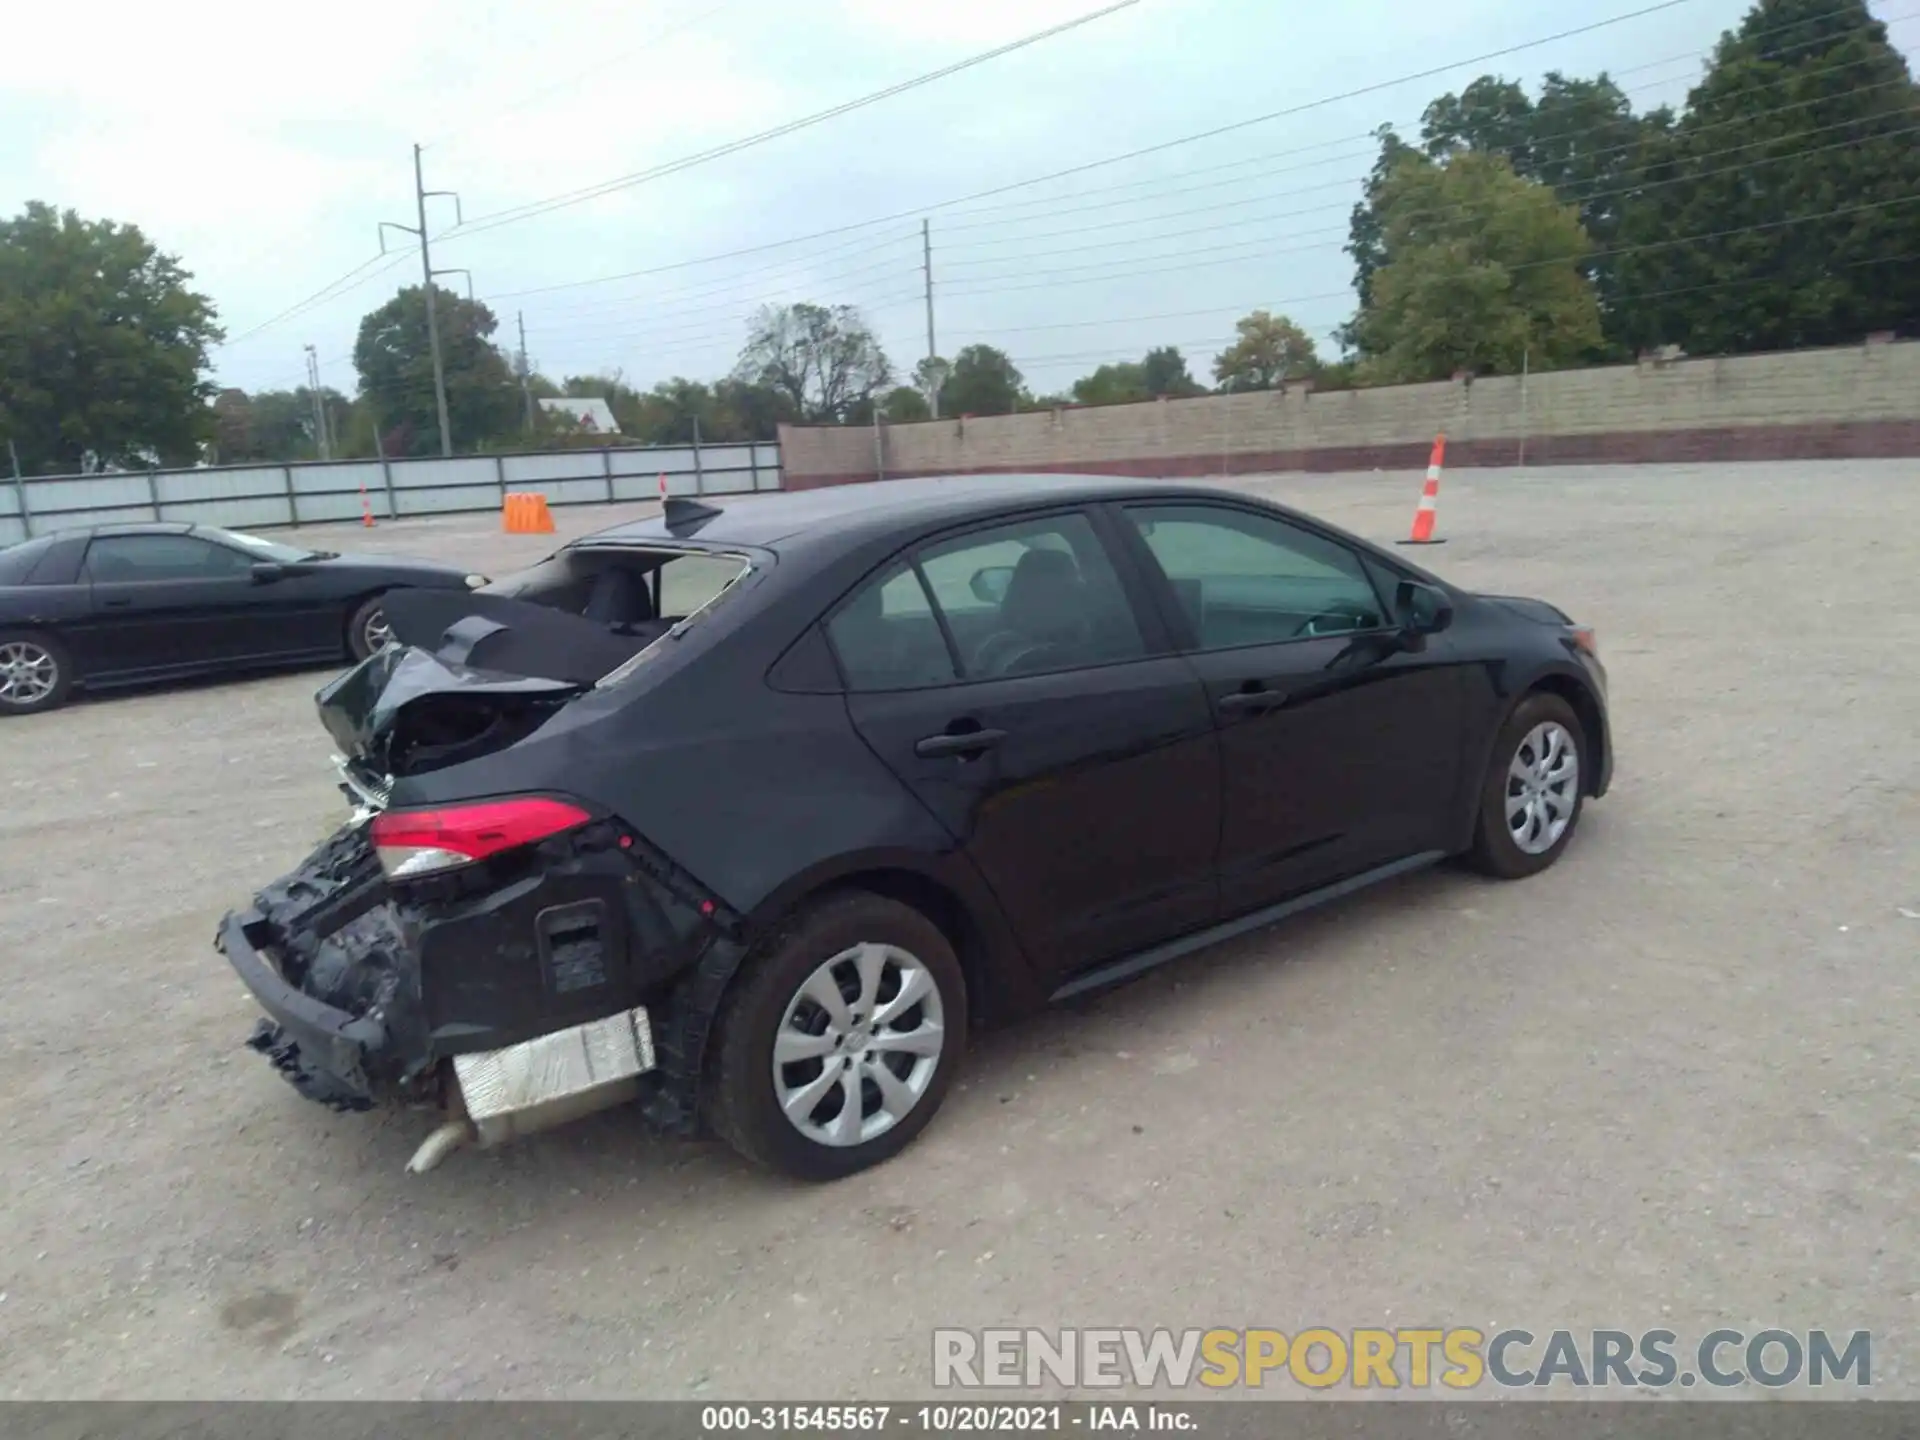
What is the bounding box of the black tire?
[346,595,391,662]
[1466,691,1588,879]
[0,629,73,716]
[705,890,968,1181]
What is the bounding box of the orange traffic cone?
[359,483,376,528]
[658,472,668,504]
[1397,433,1447,546]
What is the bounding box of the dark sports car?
[0,522,488,714]
[216,475,1612,1181]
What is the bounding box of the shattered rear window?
[596,551,755,690]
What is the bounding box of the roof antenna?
[663,496,724,535]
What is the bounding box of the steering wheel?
[973,631,1067,677]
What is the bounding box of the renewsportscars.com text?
[932,1327,1872,1390]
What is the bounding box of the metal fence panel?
[155,465,285,504]
[508,477,613,506]
[390,457,487,490]
[609,470,662,502]
[501,453,606,485]
[700,468,759,496]
[24,474,152,514]
[291,461,387,496]
[36,506,154,531]
[701,445,754,471]
[608,447,695,478]
[0,442,783,542]
[394,484,491,516]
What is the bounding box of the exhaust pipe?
[404,1007,655,1174]
[406,1119,475,1175]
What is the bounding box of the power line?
[232,0,1134,337]
[928,3,1912,232]
[934,41,1919,246]
[936,191,1920,301]
[422,0,753,152]
[512,229,922,323]
[439,0,1144,241]
[524,82,1920,354]
[934,111,1920,284]
[472,0,1714,303]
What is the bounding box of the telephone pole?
[517,311,536,434]
[303,345,333,460]
[379,144,464,456]
[921,219,940,419]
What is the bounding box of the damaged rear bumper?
[221,908,390,1111]
[217,812,739,1162]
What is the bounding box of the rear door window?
[826,565,956,691]
[825,510,1148,692]
[0,538,56,586]
[916,512,1144,679]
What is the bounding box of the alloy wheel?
[0,640,58,707]
[1506,720,1580,856]
[772,942,947,1148]
[362,608,394,653]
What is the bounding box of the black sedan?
[0,522,488,714]
[217,475,1611,1181]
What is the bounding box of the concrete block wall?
[780,339,1920,487]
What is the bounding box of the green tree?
[1344,125,1423,323]
[938,344,1026,415]
[353,285,519,456]
[1212,311,1322,391]
[712,378,797,441]
[733,302,891,423]
[0,202,222,474]
[211,386,352,462]
[1418,71,1665,350]
[879,385,932,422]
[1070,361,1149,406]
[1349,151,1603,383]
[1142,346,1205,398]
[1610,0,1920,353]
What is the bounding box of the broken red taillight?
[370,797,592,879]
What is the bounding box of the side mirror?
[1396,580,1454,637]
[970,565,1015,604]
[251,562,285,584]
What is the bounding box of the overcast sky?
[3,0,1913,401]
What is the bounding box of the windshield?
[202,528,316,563]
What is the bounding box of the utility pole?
[303,345,332,460]
[1518,344,1531,468]
[517,311,536,434]
[921,218,940,419]
[379,144,464,457]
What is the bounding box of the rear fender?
[743,846,1043,1025]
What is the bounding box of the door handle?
[1217,688,1287,715]
[101,597,134,609]
[914,727,1008,759]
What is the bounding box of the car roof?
[574,473,1237,551]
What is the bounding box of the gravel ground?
[0,462,1915,1401]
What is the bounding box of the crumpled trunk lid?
[316,588,655,779]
